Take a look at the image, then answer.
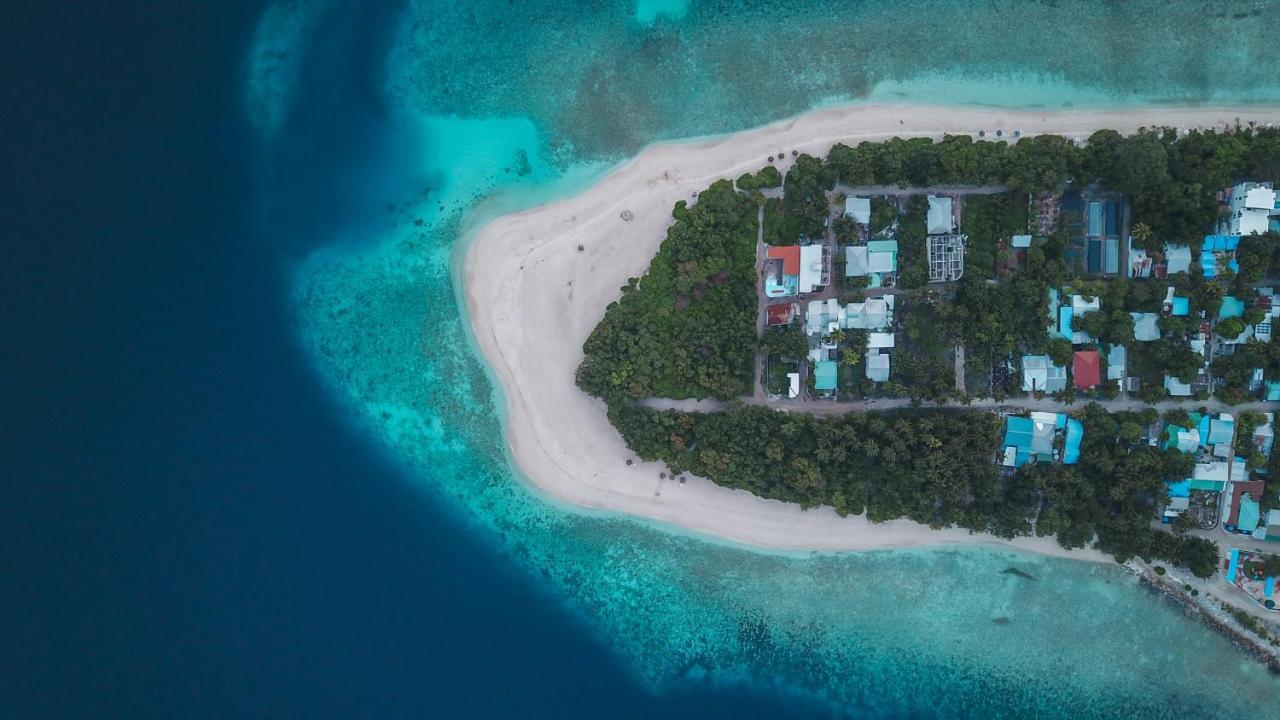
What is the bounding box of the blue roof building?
[1201,235,1241,278]
[1219,296,1246,319]
[813,361,837,392]
[1002,413,1078,468]
[1063,419,1084,465]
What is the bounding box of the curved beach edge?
[463,102,1280,561]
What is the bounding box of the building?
[844,296,893,331]
[1227,480,1266,536]
[1001,412,1083,468]
[868,332,895,350]
[813,360,838,394]
[1219,295,1246,319]
[1105,345,1126,385]
[1073,350,1101,390]
[1131,312,1161,341]
[845,240,898,288]
[1021,354,1067,393]
[927,195,954,234]
[1165,243,1193,275]
[798,244,826,294]
[1221,182,1276,237]
[1162,286,1190,317]
[1254,289,1280,342]
[785,372,801,399]
[764,246,800,297]
[1200,234,1240,278]
[866,352,890,383]
[927,234,965,282]
[1164,375,1193,397]
[805,298,844,337]
[1128,238,1153,278]
[766,303,798,326]
[844,196,871,225]
[1053,293,1100,344]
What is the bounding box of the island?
[465,105,1280,652]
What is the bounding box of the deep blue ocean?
[2,2,789,718]
[7,1,1280,718]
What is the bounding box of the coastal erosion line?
[1132,563,1280,675]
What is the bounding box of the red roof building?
[766,246,800,276]
[1072,350,1101,389]
[1228,480,1266,526]
[766,303,796,326]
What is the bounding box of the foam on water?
[257,0,1280,714]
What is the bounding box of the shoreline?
[462,102,1280,561]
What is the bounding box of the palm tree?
[1131,221,1153,248]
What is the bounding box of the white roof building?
[845,296,893,331]
[798,244,825,294]
[1192,461,1229,483]
[1224,182,1276,236]
[805,298,844,337]
[1070,294,1100,344]
[1164,375,1193,397]
[866,352,890,382]
[844,196,871,224]
[1021,355,1067,393]
[1172,427,1201,453]
[927,195,954,235]
[1131,312,1160,341]
[786,372,801,399]
[845,246,869,277]
[868,332,895,349]
[1165,244,1193,275]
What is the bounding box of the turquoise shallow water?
[258,0,1280,715]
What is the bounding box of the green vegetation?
[895,195,928,289]
[760,325,808,359]
[573,126,1280,578]
[736,165,782,191]
[760,197,796,246]
[608,402,1218,575]
[576,180,758,401]
[869,197,897,235]
[1213,341,1280,404]
[961,192,1031,279]
[781,153,834,240]
[1237,232,1280,281]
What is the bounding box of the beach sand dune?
[463,103,1279,560]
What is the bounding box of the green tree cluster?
[576,180,759,401]
[608,402,1217,575]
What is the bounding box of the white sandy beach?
[463,103,1280,562]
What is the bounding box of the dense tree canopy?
[576,180,758,401]
[609,403,1216,575]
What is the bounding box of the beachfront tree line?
[607,401,1219,576]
